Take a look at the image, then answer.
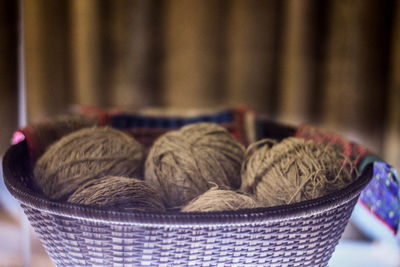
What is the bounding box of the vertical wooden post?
[105,0,162,109]
[70,0,102,107]
[384,2,400,169]
[163,0,226,108]
[279,0,326,124]
[226,0,282,114]
[321,0,391,152]
[0,1,18,154]
[25,0,71,122]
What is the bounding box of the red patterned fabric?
[13,113,101,163]
[295,124,370,168]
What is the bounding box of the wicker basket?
[2,113,374,267]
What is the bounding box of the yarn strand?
[241,137,356,207]
[145,123,245,208]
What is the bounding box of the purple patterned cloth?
[359,161,400,234]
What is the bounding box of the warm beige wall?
[0,0,397,164]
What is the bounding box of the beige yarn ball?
[181,187,257,212]
[241,137,355,207]
[68,176,166,212]
[145,122,245,209]
[34,127,145,200]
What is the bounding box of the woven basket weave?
[2,115,373,267]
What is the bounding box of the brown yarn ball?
[241,137,356,207]
[68,176,166,212]
[145,122,245,209]
[34,127,145,200]
[181,186,257,212]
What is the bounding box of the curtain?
[0,0,397,168]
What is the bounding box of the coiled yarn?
[34,127,145,200]
[68,176,165,212]
[145,122,245,208]
[241,137,355,207]
[182,186,257,212]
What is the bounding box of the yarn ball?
[145,122,245,209]
[241,137,356,207]
[68,176,166,212]
[181,186,257,212]
[33,127,145,200]
[16,114,99,163]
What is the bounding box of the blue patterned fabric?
[111,110,234,129]
[359,161,400,234]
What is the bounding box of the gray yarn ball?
[181,187,257,212]
[68,176,166,212]
[241,137,355,207]
[145,122,245,209]
[34,127,145,200]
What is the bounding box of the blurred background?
[0,0,399,266]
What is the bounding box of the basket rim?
[2,141,373,227]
